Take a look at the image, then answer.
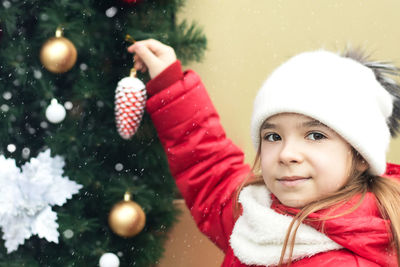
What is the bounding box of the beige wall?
[158,2,400,266]
[156,200,224,267]
[179,0,400,164]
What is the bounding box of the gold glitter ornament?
[108,192,146,238]
[40,27,77,73]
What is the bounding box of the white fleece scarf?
[229,185,342,266]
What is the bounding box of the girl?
[128,40,400,266]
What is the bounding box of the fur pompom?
[343,48,400,137]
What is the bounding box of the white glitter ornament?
[115,68,146,140]
[46,99,66,124]
[99,252,120,267]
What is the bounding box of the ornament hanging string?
[126,34,139,78]
[114,34,147,140]
[125,34,136,44]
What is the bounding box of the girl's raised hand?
[127,39,177,79]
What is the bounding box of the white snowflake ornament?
[0,149,82,253]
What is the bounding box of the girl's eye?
[264,133,281,142]
[307,132,326,141]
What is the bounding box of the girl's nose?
[279,140,304,165]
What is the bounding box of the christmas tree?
[0,0,206,266]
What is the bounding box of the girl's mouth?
[277,176,311,187]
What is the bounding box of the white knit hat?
[251,50,395,175]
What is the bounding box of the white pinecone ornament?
[115,69,146,140]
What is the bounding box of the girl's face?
[260,113,355,208]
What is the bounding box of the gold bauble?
[40,28,77,73]
[108,193,146,238]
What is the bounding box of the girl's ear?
[356,158,369,173]
[353,150,369,173]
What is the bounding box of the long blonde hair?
[235,148,400,266]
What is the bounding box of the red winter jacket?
[145,60,400,267]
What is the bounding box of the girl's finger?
[135,39,166,56]
[133,43,160,68]
[127,44,135,53]
[134,59,142,70]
